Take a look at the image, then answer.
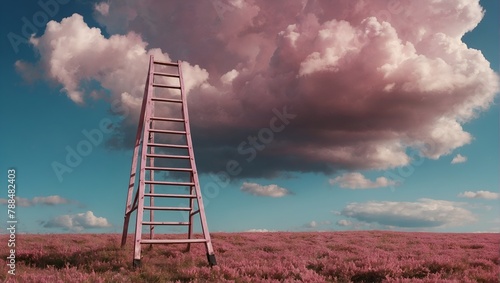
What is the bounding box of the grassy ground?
[0,231,498,282]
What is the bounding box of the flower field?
[0,231,498,282]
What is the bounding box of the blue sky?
[1,0,498,234]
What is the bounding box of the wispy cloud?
[32,195,70,205]
[329,172,397,189]
[341,199,475,228]
[451,154,467,164]
[458,190,499,200]
[240,182,291,197]
[0,195,71,207]
[0,197,33,207]
[43,211,111,232]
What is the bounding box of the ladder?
[121,55,216,267]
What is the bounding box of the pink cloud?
[17,0,499,178]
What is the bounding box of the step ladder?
[121,55,216,267]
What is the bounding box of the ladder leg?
[122,116,145,247]
[186,182,195,251]
[122,56,154,248]
[195,182,217,266]
[121,213,131,247]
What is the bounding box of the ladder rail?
[132,55,155,264]
[121,56,153,248]
[179,60,216,263]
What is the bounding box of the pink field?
[1,231,498,282]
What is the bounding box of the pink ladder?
[121,55,216,267]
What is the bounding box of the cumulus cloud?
[240,182,291,197]
[336,219,352,227]
[17,0,499,178]
[451,154,467,164]
[329,172,397,189]
[304,220,317,228]
[44,211,111,232]
[458,190,499,200]
[341,198,475,228]
[0,195,70,207]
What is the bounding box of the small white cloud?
[451,154,467,164]
[337,219,352,227]
[304,220,332,229]
[458,190,499,200]
[95,2,110,16]
[341,198,475,228]
[0,195,71,207]
[329,172,397,189]
[304,220,317,228]
[240,182,291,197]
[44,211,111,232]
[246,229,270,232]
[32,195,70,205]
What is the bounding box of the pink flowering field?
[0,231,498,282]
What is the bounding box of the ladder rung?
[150,117,185,122]
[149,129,186,135]
[143,206,191,211]
[154,61,179,67]
[144,193,196,198]
[147,143,189,149]
[145,181,195,186]
[151,97,183,103]
[141,239,207,244]
[145,166,193,172]
[154,72,180,78]
[152,83,181,89]
[142,221,189,225]
[146,153,190,159]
